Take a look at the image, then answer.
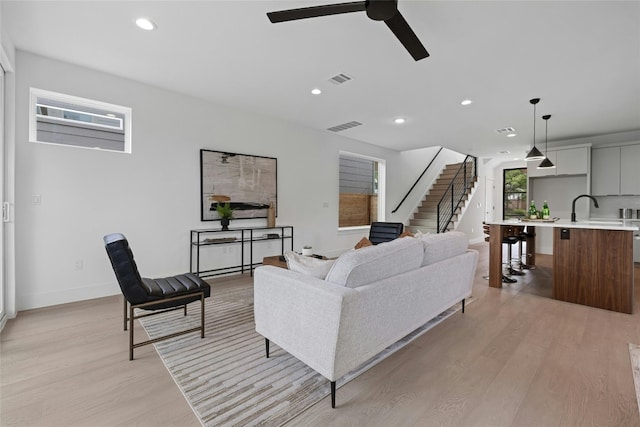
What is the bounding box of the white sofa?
[253,231,478,407]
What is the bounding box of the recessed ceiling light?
[311,88,322,95]
[460,99,473,106]
[394,117,406,124]
[507,133,517,137]
[135,17,157,31]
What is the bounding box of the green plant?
[303,245,312,249]
[215,202,234,219]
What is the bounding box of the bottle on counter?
[542,200,550,219]
[529,200,537,219]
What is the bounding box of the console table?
[190,226,293,278]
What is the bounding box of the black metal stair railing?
[391,147,443,214]
[436,156,477,233]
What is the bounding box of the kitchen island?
[487,219,639,314]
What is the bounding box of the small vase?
[221,218,230,231]
[267,203,276,228]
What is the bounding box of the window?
[339,152,385,228]
[503,168,527,219]
[29,88,132,153]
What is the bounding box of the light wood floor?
[2,244,640,426]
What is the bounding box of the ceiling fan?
[266,0,429,61]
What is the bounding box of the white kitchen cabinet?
[591,143,640,196]
[527,147,588,178]
[556,147,589,175]
[620,144,640,195]
[591,146,620,195]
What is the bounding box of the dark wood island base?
[488,220,637,314]
[553,227,634,314]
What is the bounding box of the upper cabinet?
[591,143,640,196]
[620,144,640,195]
[527,147,589,178]
[591,146,620,195]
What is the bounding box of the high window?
[503,168,527,219]
[29,88,132,153]
[339,152,385,228]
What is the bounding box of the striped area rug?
[140,280,463,426]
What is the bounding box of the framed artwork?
[200,149,277,221]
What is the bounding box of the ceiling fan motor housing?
[366,0,398,21]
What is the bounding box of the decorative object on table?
[524,98,545,161]
[620,208,633,219]
[267,202,276,227]
[542,200,550,219]
[528,200,538,219]
[263,233,280,239]
[200,149,277,221]
[203,237,237,244]
[521,217,559,222]
[301,245,313,256]
[537,114,556,169]
[215,202,234,230]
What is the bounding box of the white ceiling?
[3,1,640,158]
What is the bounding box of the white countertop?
[487,218,639,231]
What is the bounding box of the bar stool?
[517,226,536,269]
[502,225,521,281]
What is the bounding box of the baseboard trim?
[17,282,119,311]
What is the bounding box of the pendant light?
[537,114,556,169]
[525,98,545,161]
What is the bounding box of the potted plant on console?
[302,245,313,256]
[216,202,235,231]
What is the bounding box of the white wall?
[13,51,443,310]
[455,159,488,244]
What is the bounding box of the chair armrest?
[253,266,357,380]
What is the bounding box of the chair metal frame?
[124,292,206,360]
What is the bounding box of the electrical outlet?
[75,259,83,270]
[32,195,41,205]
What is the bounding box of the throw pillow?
[284,251,336,279]
[354,237,373,249]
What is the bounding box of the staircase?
[407,162,477,234]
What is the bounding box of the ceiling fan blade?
[384,11,429,61]
[267,1,366,23]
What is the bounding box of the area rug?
[140,282,466,426]
[629,343,640,415]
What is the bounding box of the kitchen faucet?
[571,194,599,222]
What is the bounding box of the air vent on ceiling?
[327,121,362,132]
[496,127,516,134]
[328,73,353,85]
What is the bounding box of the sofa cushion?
[420,231,468,266]
[284,251,336,279]
[325,236,423,288]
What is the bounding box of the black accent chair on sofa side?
[368,222,404,245]
[103,233,211,360]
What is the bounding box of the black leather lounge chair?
[368,221,404,245]
[103,233,211,360]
